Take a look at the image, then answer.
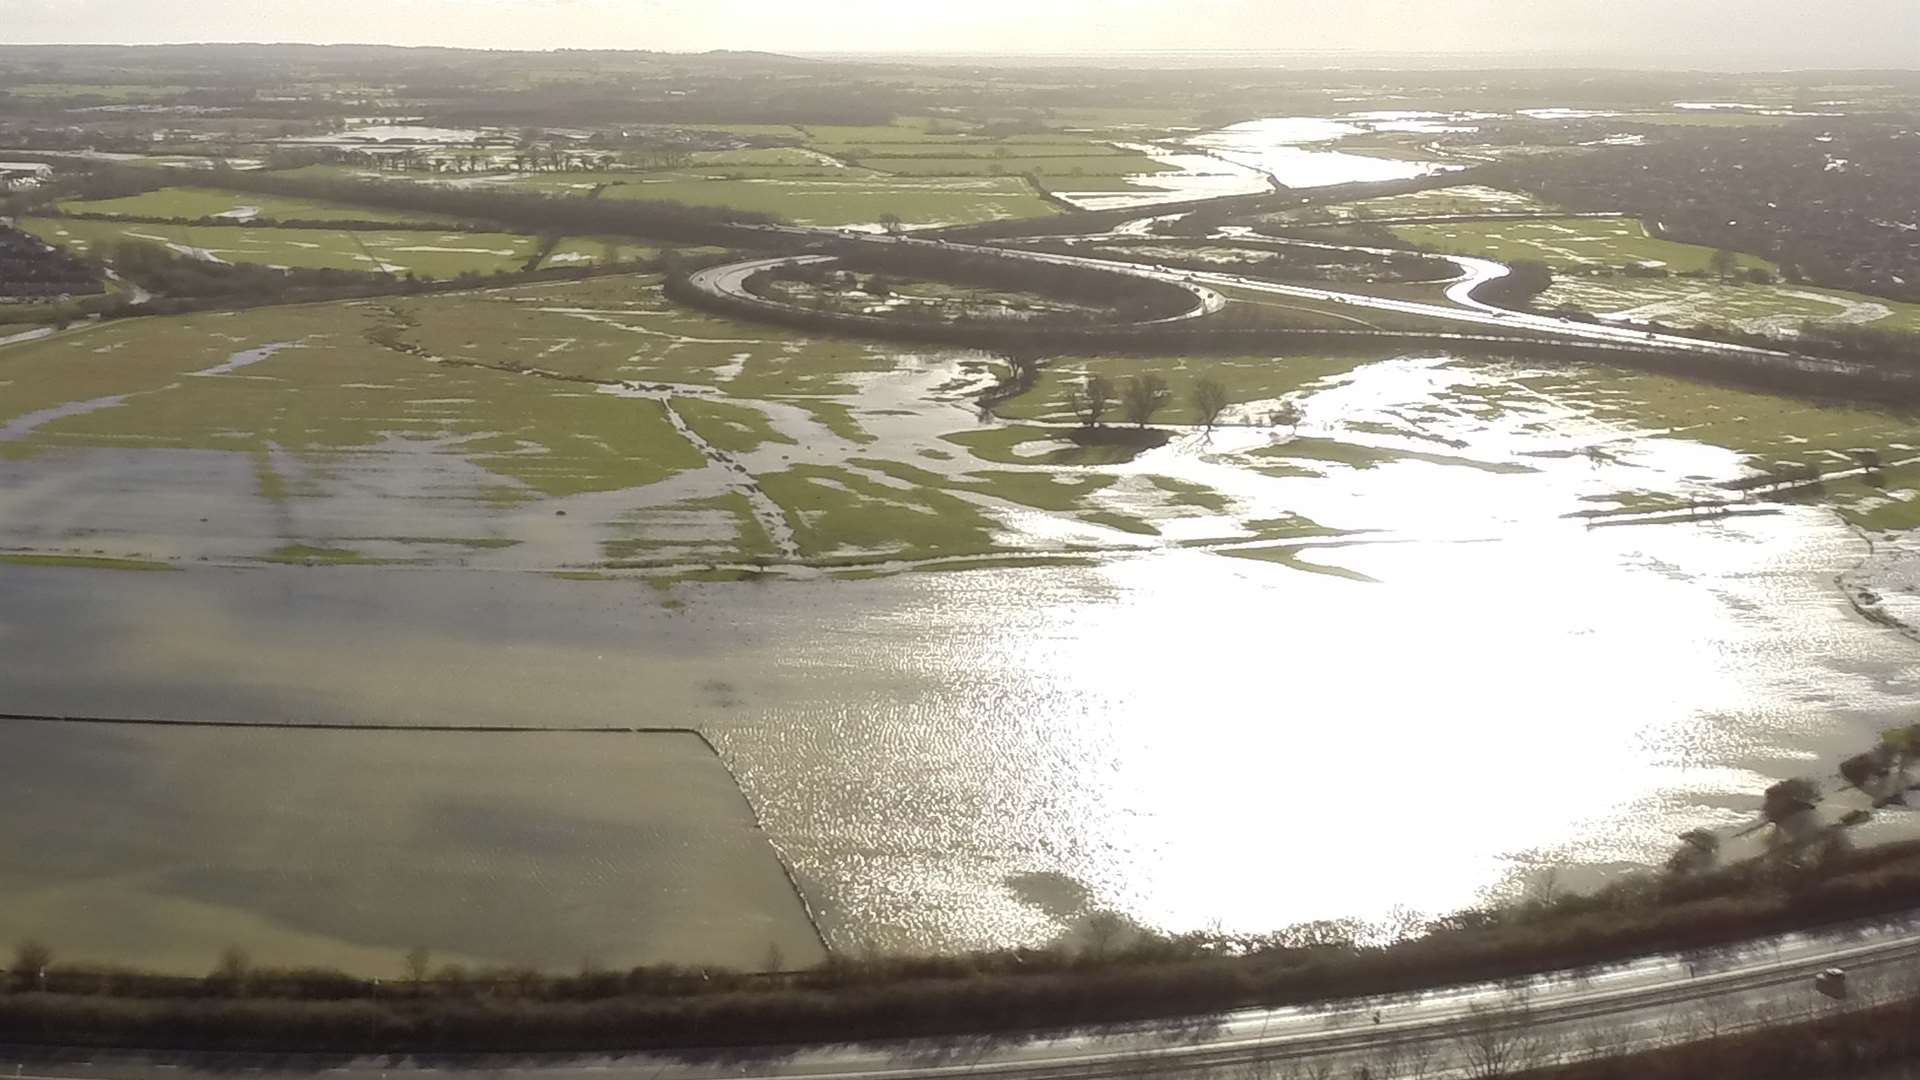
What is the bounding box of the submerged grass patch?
[1386,217,1774,274]
[0,553,176,572]
[1000,353,1378,426]
[1537,276,1920,335]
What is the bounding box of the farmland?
[18,218,540,276]
[57,185,459,225]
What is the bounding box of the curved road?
[696,232,1227,326]
[704,223,1848,379]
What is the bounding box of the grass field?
[601,175,1056,227]
[841,154,1171,178]
[22,218,539,277]
[537,236,662,269]
[1386,217,1775,273]
[1538,276,1920,335]
[57,186,459,225]
[1,83,189,100]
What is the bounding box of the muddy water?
[3,354,1917,957]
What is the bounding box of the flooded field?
[5,283,1919,964]
[0,722,823,975]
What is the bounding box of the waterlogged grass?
[1464,361,1920,529]
[1225,543,1379,582]
[1148,475,1230,512]
[944,425,1147,467]
[0,553,176,571]
[1537,276,1920,335]
[854,458,1115,514]
[538,237,661,269]
[674,398,795,454]
[2,302,706,497]
[1304,184,1562,221]
[602,175,1055,227]
[57,186,458,225]
[1000,353,1377,426]
[759,464,999,560]
[405,284,892,398]
[22,217,538,277]
[263,544,389,566]
[2,276,1461,578]
[1252,437,1535,474]
[1386,217,1775,274]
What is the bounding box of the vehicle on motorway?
[1815,968,1849,1000]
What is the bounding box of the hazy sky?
[3,0,1916,67]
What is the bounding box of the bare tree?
[404,945,432,983]
[1192,376,1230,431]
[999,348,1043,391]
[1081,910,1127,959]
[1453,1000,1542,1079]
[877,212,904,235]
[210,945,251,995]
[11,940,51,985]
[1271,401,1303,437]
[1122,373,1171,427]
[1070,373,1115,429]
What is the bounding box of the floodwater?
[0,724,823,975]
[1183,117,1462,189]
[3,353,1917,960]
[1055,114,1471,212]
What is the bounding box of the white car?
[1814,968,1848,1000]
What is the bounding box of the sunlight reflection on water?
[1,354,1916,958]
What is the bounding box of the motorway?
[6,912,1918,1079]
[705,221,1846,376]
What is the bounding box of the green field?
[58,186,459,225]
[1,83,189,100]
[846,154,1170,178]
[852,142,1131,161]
[799,121,981,144]
[22,218,539,277]
[1385,217,1775,273]
[601,175,1056,227]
